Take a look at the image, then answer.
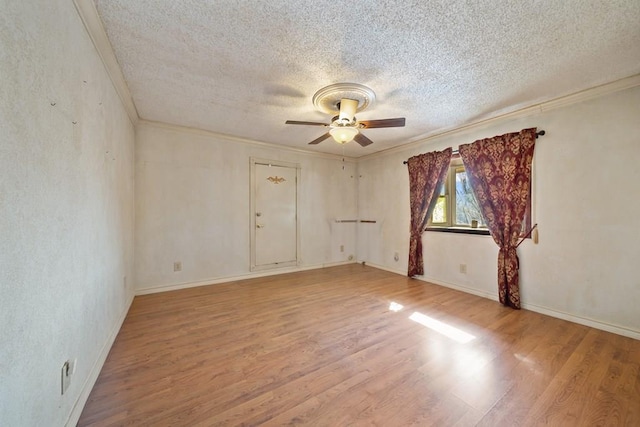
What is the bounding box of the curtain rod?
[402,130,545,164]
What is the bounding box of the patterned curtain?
[458,128,536,309]
[407,148,452,277]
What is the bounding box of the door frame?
[250,157,301,271]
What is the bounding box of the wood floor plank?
[78,264,640,426]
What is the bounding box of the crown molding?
[73,0,139,126]
[540,74,640,112]
[360,74,640,162]
[138,120,359,162]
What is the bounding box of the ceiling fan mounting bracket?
[312,83,376,115]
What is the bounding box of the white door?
[251,160,299,270]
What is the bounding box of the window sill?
[424,226,490,236]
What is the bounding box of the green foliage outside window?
[454,168,485,227]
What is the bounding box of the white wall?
[358,86,640,337]
[135,122,358,291]
[0,2,135,426]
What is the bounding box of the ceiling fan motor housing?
[330,114,357,127]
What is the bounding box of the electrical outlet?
[340,245,344,253]
[174,261,182,272]
[394,252,399,262]
[123,275,127,288]
[459,264,467,274]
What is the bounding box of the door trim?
[250,158,301,271]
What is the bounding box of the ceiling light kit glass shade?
[329,126,359,144]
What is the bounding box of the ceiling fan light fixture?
[286,83,405,147]
[329,126,359,144]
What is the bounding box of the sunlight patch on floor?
[409,312,476,344]
[388,301,404,312]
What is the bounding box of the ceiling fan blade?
[285,120,329,126]
[354,133,374,147]
[308,132,331,145]
[358,118,406,128]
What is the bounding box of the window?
[429,157,486,229]
[427,157,531,236]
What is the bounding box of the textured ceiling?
[93,0,640,157]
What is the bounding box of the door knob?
[256,212,262,217]
[256,224,264,228]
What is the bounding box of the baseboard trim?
[362,262,639,340]
[65,292,135,427]
[135,261,356,295]
[359,261,405,277]
[418,275,499,302]
[520,302,640,340]
[364,262,498,301]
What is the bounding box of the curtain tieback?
[516,223,538,248]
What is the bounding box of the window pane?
[455,169,485,226]
[430,183,446,224]
[432,195,446,223]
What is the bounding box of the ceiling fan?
[285,83,406,147]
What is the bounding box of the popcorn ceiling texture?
[93,0,640,156]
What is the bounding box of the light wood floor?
[78,264,640,426]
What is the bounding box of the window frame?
[425,155,532,237]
